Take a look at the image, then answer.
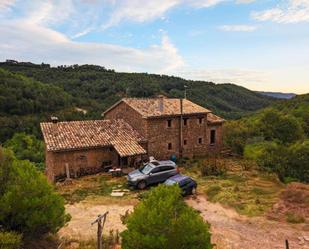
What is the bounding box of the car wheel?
[137,181,147,190]
[191,187,197,195]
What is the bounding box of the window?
[198,137,203,144]
[199,117,204,124]
[168,143,172,150]
[160,166,174,172]
[150,167,160,174]
[210,130,216,145]
[167,119,172,128]
[183,139,187,146]
[183,118,188,126]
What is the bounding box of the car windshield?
[140,163,155,174]
[165,179,177,185]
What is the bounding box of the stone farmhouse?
[41,97,224,181]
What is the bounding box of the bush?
[0,148,70,236]
[287,140,309,183]
[121,185,213,249]
[286,212,305,224]
[0,231,22,249]
[223,120,250,155]
[199,159,227,177]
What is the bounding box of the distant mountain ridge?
[257,91,296,99]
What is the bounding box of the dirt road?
[187,196,309,249]
[59,195,308,248]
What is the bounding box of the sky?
[0,0,309,94]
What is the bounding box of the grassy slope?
[181,158,285,217]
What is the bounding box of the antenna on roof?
[125,87,129,97]
[184,85,188,99]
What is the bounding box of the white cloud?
[103,0,180,29]
[219,24,257,31]
[252,0,309,23]
[102,0,255,28]
[0,0,16,10]
[0,20,184,74]
[177,68,270,86]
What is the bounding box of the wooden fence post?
[92,211,109,249]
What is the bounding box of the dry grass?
[55,173,138,205]
[181,157,285,217]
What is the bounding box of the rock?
[111,192,125,197]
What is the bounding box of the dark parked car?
[127,160,179,189]
[164,174,197,195]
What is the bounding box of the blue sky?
[0,0,308,93]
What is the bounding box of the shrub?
[121,185,213,249]
[286,212,305,224]
[199,159,226,177]
[0,148,70,236]
[0,231,22,249]
[223,120,250,155]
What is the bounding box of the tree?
[223,120,250,155]
[259,109,304,144]
[255,142,289,182]
[121,185,213,249]
[0,147,69,235]
[287,140,309,183]
[4,133,45,171]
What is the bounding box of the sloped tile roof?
[207,113,225,124]
[104,98,211,118]
[40,119,146,156]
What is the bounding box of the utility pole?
[179,98,183,158]
[184,85,188,99]
[91,211,109,249]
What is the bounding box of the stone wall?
[104,101,147,137]
[146,114,209,160]
[207,123,223,152]
[45,147,118,181]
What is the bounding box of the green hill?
[0,61,275,119]
[0,60,278,142]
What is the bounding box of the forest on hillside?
[0,60,276,142]
[224,94,309,183]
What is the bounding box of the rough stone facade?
[45,147,118,181]
[103,98,224,160]
[104,101,148,137]
[42,98,224,181]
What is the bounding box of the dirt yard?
[58,193,308,249]
[58,202,134,240]
[187,195,309,249]
[56,160,309,249]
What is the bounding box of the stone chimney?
[158,95,164,112]
[51,116,58,124]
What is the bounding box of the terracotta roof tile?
[105,98,211,118]
[40,119,146,156]
[207,113,225,124]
